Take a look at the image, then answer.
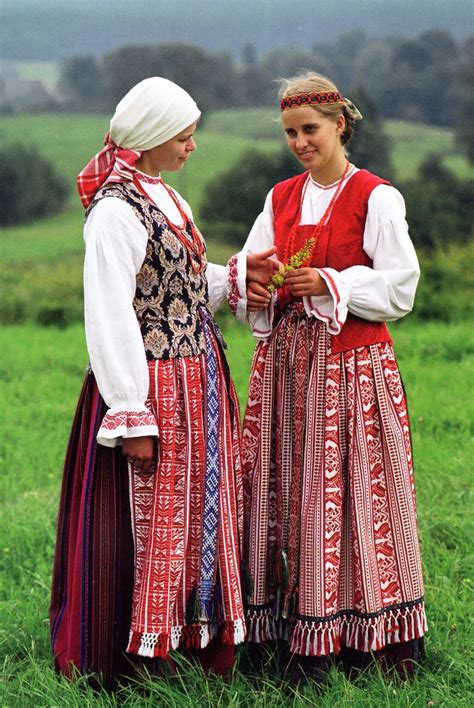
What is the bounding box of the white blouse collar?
[135,169,162,185]
[309,164,356,190]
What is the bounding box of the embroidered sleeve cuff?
[227,252,248,323]
[303,268,350,335]
[97,405,159,448]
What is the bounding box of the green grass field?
[0,110,473,703]
[1,318,473,706]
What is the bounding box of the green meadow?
[1,111,473,705]
[1,320,473,706]
[1,110,473,327]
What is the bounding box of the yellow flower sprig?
[267,237,316,293]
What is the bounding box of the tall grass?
[1,319,473,705]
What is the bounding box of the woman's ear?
[335,113,346,135]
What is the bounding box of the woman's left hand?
[284,268,330,297]
[246,280,272,311]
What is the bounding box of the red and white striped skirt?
[242,307,426,656]
[128,349,245,658]
[50,318,245,683]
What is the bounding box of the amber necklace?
[133,173,206,274]
[283,160,351,265]
[269,162,351,292]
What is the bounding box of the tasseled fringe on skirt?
[247,601,427,657]
[127,618,246,658]
[247,606,277,643]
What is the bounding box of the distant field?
[0,110,472,326]
[1,319,473,705]
[1,110,472,204]
[15,60,60,90]
[386,119,474,182]
[0,113,277,212]
[207,110,474,181]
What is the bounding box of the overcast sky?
[2,0,472,61]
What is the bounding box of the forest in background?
[3,30,471,133]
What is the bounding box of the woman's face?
[282,106,345,176]
[140,121,198,174]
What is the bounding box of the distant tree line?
[60,30,473,133]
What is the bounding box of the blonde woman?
[231,72,426,681]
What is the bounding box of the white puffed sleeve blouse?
[83,174,231,447]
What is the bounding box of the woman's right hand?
[246,280,272,311]
[246,248,281,285]
[122,435,156,474]
[246,246,281,311]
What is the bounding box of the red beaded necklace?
[133,173,206,274]
[283,161,351,266]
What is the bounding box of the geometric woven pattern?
[198,321,221,618]
[242,313,426,656]
[127,318,245,658]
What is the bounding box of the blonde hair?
[278,71,359,145]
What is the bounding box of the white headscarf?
[77,77,201,208]
[109,77,201,151]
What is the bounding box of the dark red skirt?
[50,372,138,686]
[50,372,237,686]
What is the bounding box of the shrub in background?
[403,154,474,251]
[413,241,474,323]
[0,143,68,226]
[200,148,300,246]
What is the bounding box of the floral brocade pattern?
[88,183,209,360]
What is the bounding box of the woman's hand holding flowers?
[284,268,330,297]
[246,248,282,311]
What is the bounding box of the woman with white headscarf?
[49,77,278,686]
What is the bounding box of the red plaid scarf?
[77,132,141,208]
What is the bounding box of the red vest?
[272,169,393,353]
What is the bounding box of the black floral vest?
[86,182,210,360]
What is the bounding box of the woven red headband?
[280,91,345,111]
